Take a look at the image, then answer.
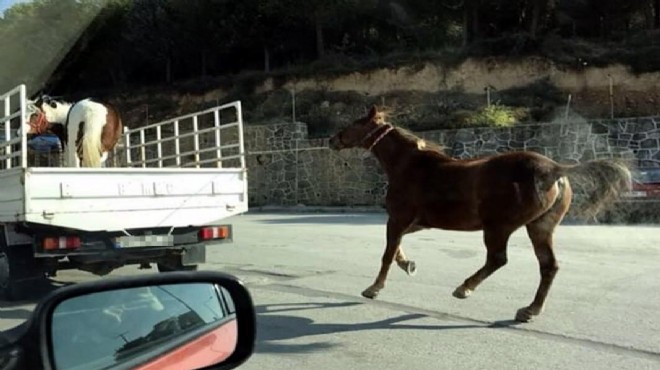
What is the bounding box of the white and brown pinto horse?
[25,96,123,167]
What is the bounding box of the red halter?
[28,110,50,134]
[363,124,394,151]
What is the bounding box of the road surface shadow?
[254,302,483,354]
[256,301,362,314]
[488,319,524,328]
[257,214,386,225]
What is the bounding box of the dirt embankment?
[111,57,660,137]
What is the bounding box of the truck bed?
[0,85,248,232]
[0,167,247,231]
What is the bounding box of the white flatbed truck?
[0,84,248,300]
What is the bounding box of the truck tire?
[156,262,198,272]
[0,252,17,300]
[0,248,46,301]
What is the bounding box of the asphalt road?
[1,212,659,370]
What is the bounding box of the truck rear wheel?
[0,252,16,300]
[0,247,46,301]
[156,262,198,272]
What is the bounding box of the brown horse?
[329,106,632,322]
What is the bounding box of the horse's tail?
[558,158,633,218]
[78,111,105,168]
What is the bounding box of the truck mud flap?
[181,244,206,266]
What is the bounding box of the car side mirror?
[14,271,256,370]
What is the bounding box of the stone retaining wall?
[245,117,660,207]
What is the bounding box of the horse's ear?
[43,96,57,109]
[368,105,378,119]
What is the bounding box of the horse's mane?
[23,100,42,123]
[374,108,444,154]
[24,100,39,114]
[395,126,446,154]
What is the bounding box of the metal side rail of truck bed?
[0,84,249,300]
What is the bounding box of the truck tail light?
[43,236,81,250]
[198,226,230,241]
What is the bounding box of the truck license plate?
[116,235,174,248]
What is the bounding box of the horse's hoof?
[361,287,379,299]
[452,286,472,299]
[514,306,539,323]
[399,260,417,276]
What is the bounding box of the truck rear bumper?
[2,223,233,276]
[39,244,207,266]
[29,224,232,255]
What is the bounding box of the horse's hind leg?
[515,183,570,322]
[362,218,412,299]
[516,217,566,322]
[515,230,557,322]
[453,227,513,299]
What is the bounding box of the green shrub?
[466,104,524,128]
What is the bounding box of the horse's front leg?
[63,145,78,168]
[453,226,513,299]
[362,218,411,299]
[394,224,424,276]
[395,249,416,276]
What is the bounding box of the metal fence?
[0,84,28,169]
[116,101,246,170]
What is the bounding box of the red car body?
[624,168,660,200]
[135,319,238,370]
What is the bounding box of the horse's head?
[34,95,70,124]
[329,106,390,151]
[18,99,50,135]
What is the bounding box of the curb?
[245,206,613,226]
[247,205,386,214]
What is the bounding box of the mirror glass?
[50,283,237,370]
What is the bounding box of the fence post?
[3,94,11,169]
[485,86,492,107]
[294,123,300,205]
[608,74,614,120]
[291,86,296,124]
